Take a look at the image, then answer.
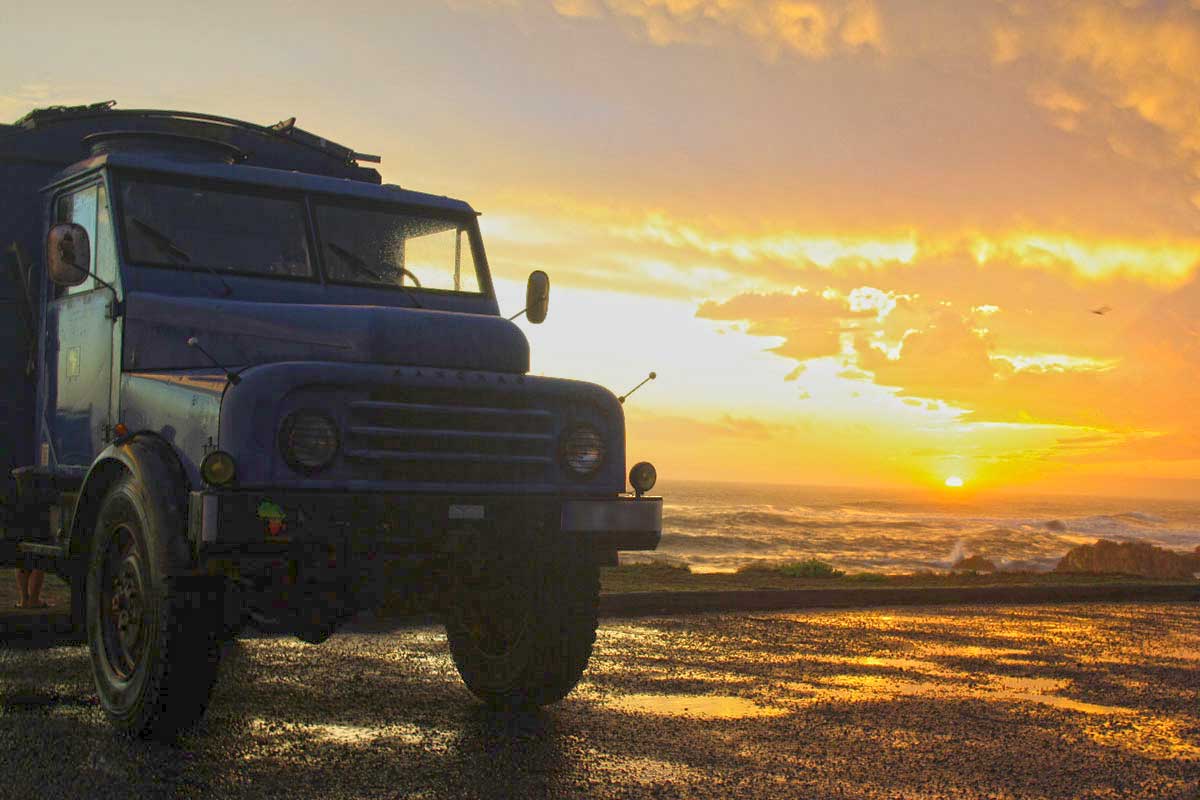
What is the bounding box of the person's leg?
[27,569,45,607]
[16,568,30,607]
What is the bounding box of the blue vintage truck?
[0,101,661,738]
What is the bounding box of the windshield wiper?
[130,217,192,263]
[327,241,381,281]
[130,217,233,297]
[326,241,423,308]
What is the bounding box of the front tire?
[86,475,221,739]
[444,533,600,709]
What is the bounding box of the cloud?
[696,239,1200,449]
[608,209,1200,286]
[1028,82,1089,132]
[626,411,798,442]
[696,287,876,360]
[551,0,603,17]
[992,1,1200,212]
[542,0,886,59]
[860,310,995,395]
[613,213,919,269]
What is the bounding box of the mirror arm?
[88,270,123,319]
[507,307,528,321]
[71,264,123,319]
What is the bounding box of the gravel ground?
[0,602,1197,799]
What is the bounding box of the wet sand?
[1,602,1197,798]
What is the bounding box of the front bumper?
[187,490,662,558]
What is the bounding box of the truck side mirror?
[47,223,91,287]
[526,270,550,324]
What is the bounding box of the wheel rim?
[456,569,530,659]
[99,524,147,681]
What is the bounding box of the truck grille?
[343,387,556,484]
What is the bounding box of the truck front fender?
[68,434,195,576]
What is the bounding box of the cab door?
[42,182,120,468]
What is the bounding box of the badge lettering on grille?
[448,504,485,520]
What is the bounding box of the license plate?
[448,504,485,521]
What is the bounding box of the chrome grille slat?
[349,400,553,419]
[344,450,553,464]
[344,388,557,484]
[347,426,552,442]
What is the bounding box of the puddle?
[930,645,1033,661]
[785,675,951,704]
[988,677,1129,716]
[803,654,935,673]
[850,655,931,671]
[605,693,786,719]
[779,673,1148,718]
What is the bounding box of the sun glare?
[944,476,965,488]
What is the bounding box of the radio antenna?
[618,371,656,404]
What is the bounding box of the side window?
[94,184,118,286]
[54,185,105,296]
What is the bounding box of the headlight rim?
[278,409,341,475]
[200,450,238,486]
[559,421,606,478]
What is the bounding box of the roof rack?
[13,100,117,128]
[12,100,380,167]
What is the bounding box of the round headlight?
[560,423,605,476]
[201,450,237,486]
[280,411,340,473]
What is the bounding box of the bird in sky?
[1090,305,1112,315]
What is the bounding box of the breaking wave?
[627,482,1200,573]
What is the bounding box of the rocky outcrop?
[1055,540,1200,580]
[951,555,997,572]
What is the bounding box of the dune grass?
[739,558,845,579]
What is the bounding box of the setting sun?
[944,477,965,488]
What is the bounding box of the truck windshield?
[315,202,480,293]
[120,179,313,278]
[118,178,482,294]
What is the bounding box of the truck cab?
[0,102,661,738]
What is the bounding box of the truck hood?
[122,292,530,373]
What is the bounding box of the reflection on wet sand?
[591,603,1200,765]
[605,692,787,719]
[0,602,1195,799]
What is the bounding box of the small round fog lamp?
[629,461,657,496]
[201,451,237,486]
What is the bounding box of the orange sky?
[5,0,1199,497]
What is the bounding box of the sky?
[3,0,1200,498]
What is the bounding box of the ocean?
[627,481,1200,574]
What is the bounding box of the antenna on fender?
[619,372,656,404]
[187,337,242,385]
